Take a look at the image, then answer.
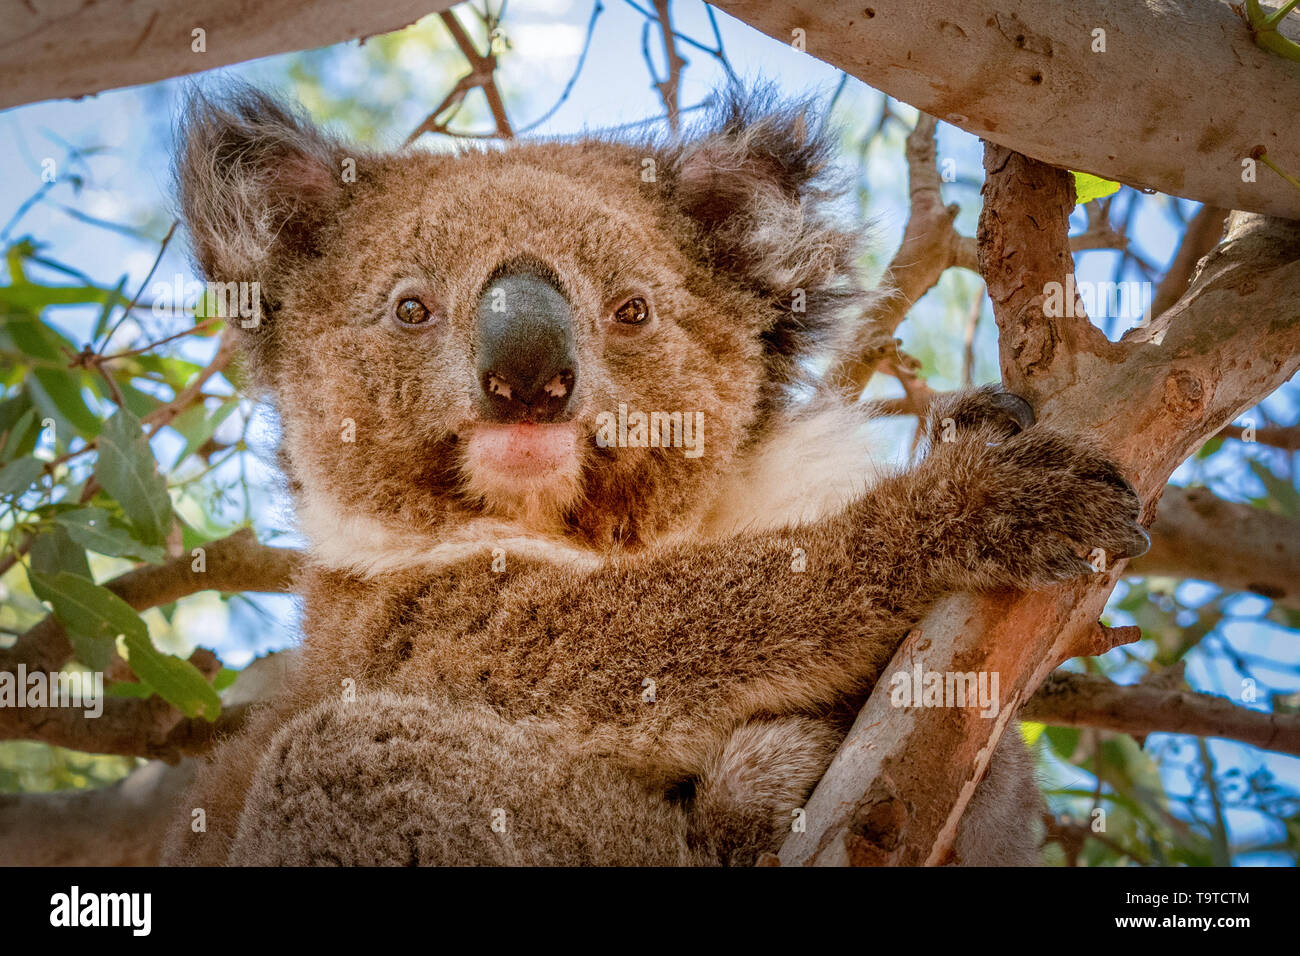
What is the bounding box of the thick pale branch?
[1023,672,1300,758]
[0,0,458,109]
[714,0,1300,218]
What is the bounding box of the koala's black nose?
[475,269,577,424]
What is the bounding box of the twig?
[516,1,605,134]
[1218,421,1300,451]
[1149,204,1228,320]
[961,281,983,387]
[406,9,514,144]
[825,113,968,400]
[97,220,178,354]
[650,0,686,131]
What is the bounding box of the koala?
[161,84,1149,866]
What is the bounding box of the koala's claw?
[947,425,1152,588]
[985,390,1036,434]
[1115,521,1152,560]
[927,384,1036,448]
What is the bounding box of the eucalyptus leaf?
[1072,171,1121,205]
[94,407,172,546]
[0,456,44,498]
[54,507,166,563]
[26,569,137,672]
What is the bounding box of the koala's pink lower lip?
[470,422,578,476]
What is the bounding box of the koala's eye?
[612,296,651,326]
[395,297,432,326]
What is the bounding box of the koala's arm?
[485,396,1147,763]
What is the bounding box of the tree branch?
[0,529,296,757]
[1129,484,1300,608]
[713,0,1300,218]
[0,0,460,110]
[783,141,1300,865]
[1,527,301,674]
[406,9,514,143]
[1024,672,1300,758]
[651,0,686,131]
[1150,204,1228,320]
[0,759,196,866]
[1218,422,1300,452]
[826,114,970,400]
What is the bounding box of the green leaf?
[171,398,238,467]
[54,507,166,563]
[92,275,130,342]
[0,394,39,462]
[0,313,75,364]
[28,525,91,580]
[115,381,163,421]
[1072,171,1122,205]
[104,680,155,699]
[1248,460,1300,517]
[120,631,221,720]
[1195,435,1225,460]
[28,368,101,439]
[132,355,203,390]
[26,569,136,672]
[0,281,129,313]
[0,456,44,498]
[1045,725,1081,760]
[94,407,172,546]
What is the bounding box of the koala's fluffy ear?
[668,87,862,386]
[176,86,346,286]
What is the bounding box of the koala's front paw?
[937,426,1149,589]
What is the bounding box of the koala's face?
[180,89,856,547]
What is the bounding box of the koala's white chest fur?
[296,401,893,577]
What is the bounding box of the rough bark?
[714,0,1300,218]
[780,149,1300,865]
